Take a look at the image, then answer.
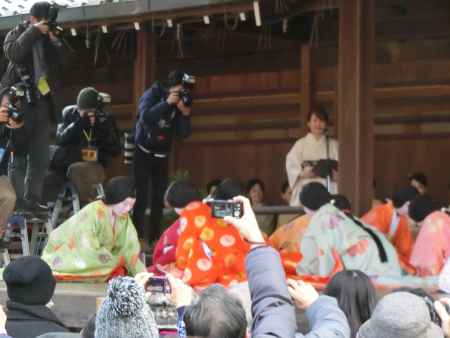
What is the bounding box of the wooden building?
[1,0,450,215]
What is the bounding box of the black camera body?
[7,86,25,124]
[46,4,62,34]
[180,73,196,107]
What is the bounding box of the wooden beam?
[133,29,155,107]
[337,0,375,215]
[300,44,313,135]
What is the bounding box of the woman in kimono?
[362,186,418,270]
[297,183,402,278]
[409,194,450,276]
[42,176,145,281]
[286,106,338,206]
[175,178,250,287]
[150,180,200,273]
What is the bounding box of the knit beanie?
[95,277,158,338]
[165,180,200,208]
[409,195,435,223]
[358,292,443,338]
[300,182,331,211]
[3,256,56,305]
[392,186,418,209]
[30,2,51,19]
[77,87,100,110]
[103,176,134,205]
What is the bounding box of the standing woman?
[286,106,338,206]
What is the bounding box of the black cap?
[103,176,134,205]
[167,70,185,87]
[30,2,51,19]
[300,182,331,211]
[3,256,56,305]
[409,195,435,223]
[392,186,418,209]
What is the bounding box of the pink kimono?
[410,211,450,276]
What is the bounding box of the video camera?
[6,86,26,124]
[179,73,196,107]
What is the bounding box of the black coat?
[1,22,64,122]
[5,301,68,338]
[51,105,121,172]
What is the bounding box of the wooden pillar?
[337,0,375,215]
[133,29,156,108]
[300,44,313,133]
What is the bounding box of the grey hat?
[95,277,159,338]
[358,292,443,338]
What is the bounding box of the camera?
[46,3,63,34]
[6,86,25,124]
[207,200,243,219]
[180,73,196,107]
[145,277,177,330]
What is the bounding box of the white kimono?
[286,133,339,206]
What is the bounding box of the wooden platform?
[0,281,106,329]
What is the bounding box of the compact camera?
[207,200,243,219]
[180,73,196,107]
[145,277,177,330]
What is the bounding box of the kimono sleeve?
[286,139,305,189]
[114,218,145,276]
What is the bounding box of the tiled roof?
[0,0,132,17]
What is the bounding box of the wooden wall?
[58,24,450,208]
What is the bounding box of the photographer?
[2,1,63,211]
[133,70,193,246]
[0,87,26,236]
[52,87,121,204]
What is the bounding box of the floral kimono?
[297,204,402,278]
[362,201,414,268]
[269,214,310,275]
[175,201,250,287]
[410,211,450,276]
[42,200,145,281]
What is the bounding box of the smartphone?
[145,277,171,294]
[208,200,243,219]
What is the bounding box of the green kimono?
[42,200,145,281]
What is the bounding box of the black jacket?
[5,301,68,338]
[52,105,121,171]
[1,22,64,122]
[134,82,191,155]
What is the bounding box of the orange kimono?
[362,202,414,270]
[269,214,310,276]
[175,201,250,287]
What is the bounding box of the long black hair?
[324,270,377,338]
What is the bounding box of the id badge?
[81,147,98,162]
[37,76,51,96]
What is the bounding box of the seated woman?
[246,178,276,236]
[362,186,418,268]
[297,183,402,278]
[42,176,145,281]
[268,213,310,276]
[175,178,250,287]
[150,180,201,273]
[324,270,377,338]
[409,194,450,276]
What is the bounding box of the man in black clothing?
[2,2,63,211]
[133,70,193,246]
[52,87,121,204]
